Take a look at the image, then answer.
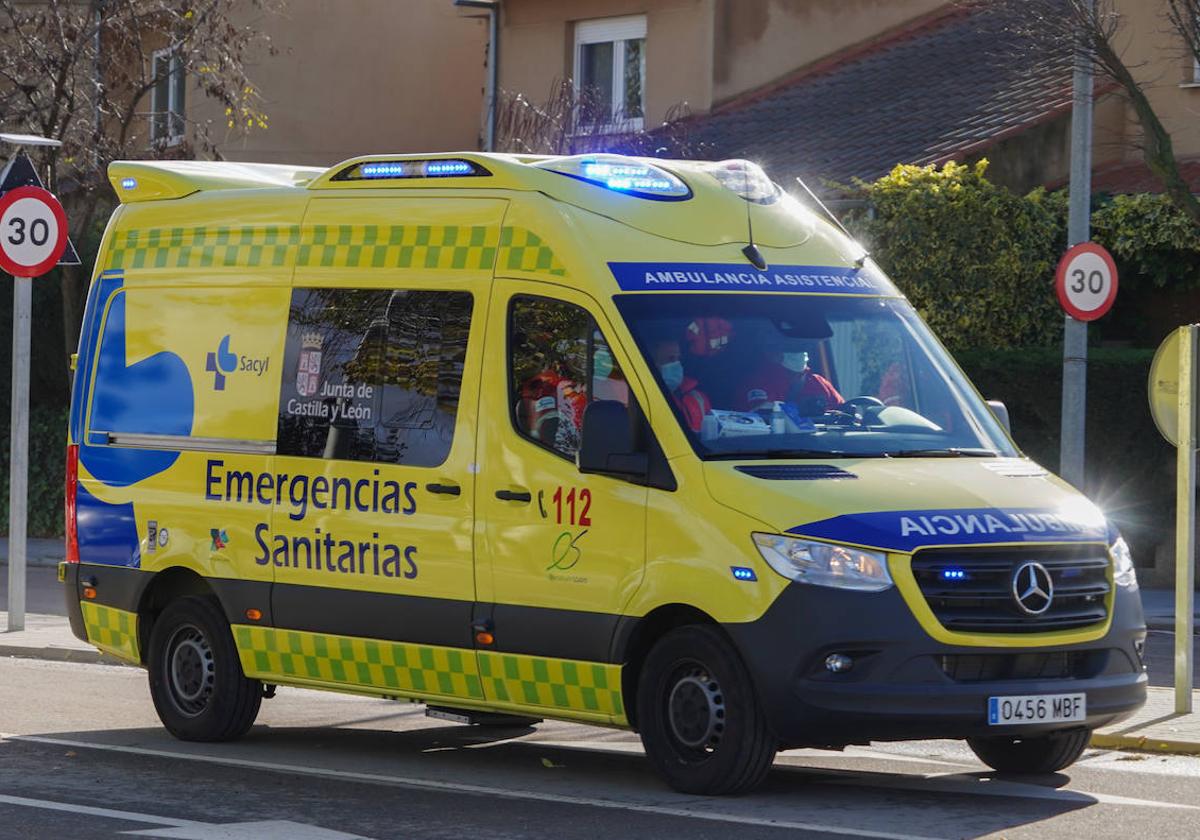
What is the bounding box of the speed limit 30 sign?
[1055,242,1118,322]
[0,185,68,278]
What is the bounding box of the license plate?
[987,693,1086,725]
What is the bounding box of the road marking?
[124,820,367,839]
[0,794,366,839]
[0,733,941,840]
[0,794,201,828]
[824,768,1200,811]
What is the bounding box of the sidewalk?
[0,537,66,567]
[1091,687,1200,756]
[0,610,125,666]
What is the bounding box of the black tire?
[636,625,776,795]
[147,596,262,742]
[967,728,1092,774]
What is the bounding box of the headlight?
[1111,536,1138,590]
[752,533,893,591]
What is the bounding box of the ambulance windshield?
[614,294,1018,460]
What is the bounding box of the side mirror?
[987,400,1012,435]
[578,400,648,477]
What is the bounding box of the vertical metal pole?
[1176,325,1198,713]
[484,6,498,152]
[7,276,30,632]
[1061,0,1094,488]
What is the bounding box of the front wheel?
[147,596,262,741]
[967,728,1092,774]
[636,625,776,795]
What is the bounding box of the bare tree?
[495,78,712,159]
[0,0,279,380]
[984,0,1200,224]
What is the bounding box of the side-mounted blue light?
[941,568,967,581]
[730,566,758,582]
[120,178,137,190]
[337,159,488,182]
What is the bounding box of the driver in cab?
[740,340,844,417]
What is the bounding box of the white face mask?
[660,360,684,391]
[781,351,809,373]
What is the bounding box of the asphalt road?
[3,657,1200,840]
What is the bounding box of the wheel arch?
[136,566,217,664]
[615,603,726,731]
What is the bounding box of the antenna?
[795,176,869,269]
[741,194,767,270]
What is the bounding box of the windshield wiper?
[884,447,998,458]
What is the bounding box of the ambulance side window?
[509,296,629,460]
[277,288,472,467]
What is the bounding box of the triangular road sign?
[0,151,81,265]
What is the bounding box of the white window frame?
[150,46,186,146]
[573,15,646,132]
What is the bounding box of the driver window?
[509,296,629,460]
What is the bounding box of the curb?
[1091,731,1200,756]
[0,644,133,668]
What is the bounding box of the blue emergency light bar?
[333,158,489,182]
[730,566,758,582]
[121,178,137,190]
[941,568,967,581]
[534,154,692,201]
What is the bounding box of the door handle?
[495,489,532,503]
[425,482,461,496]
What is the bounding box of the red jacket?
[672,376,711,432]
[741,362,844,412]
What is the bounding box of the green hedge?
[0,406,69,537]
[958,347,1171,566]
[852,161,1065,351]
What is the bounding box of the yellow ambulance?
[62,153,1146,794]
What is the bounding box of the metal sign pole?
[6,274,30,632]
[1060,0,1094,488]
[1177,325,1198,713]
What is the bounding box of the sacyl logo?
[206,334,270,391]
[1011,562,1054,616]
[206,335,237,391]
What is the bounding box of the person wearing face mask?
[652,337,710,432]
[741,341,843,415]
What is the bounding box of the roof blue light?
[580,161,677,194]
[730,566,758,582]
[941,568,967,581]
[352,159,481,180]
[534,154,691,200]
[120,178,137,190]
[425,160,474,176]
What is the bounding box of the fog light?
[825,653,854,674]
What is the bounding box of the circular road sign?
[0,185,68,278]
[1055,242,1118,322]
[1148,326,1191,447]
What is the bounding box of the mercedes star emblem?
[1012,561,1054,616]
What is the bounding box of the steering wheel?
[833,395,885,426]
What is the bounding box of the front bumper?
[724,582,1148,749]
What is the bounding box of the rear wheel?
[147,596,261,741]
[636,625,776,795]
[967,728,1092,774]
